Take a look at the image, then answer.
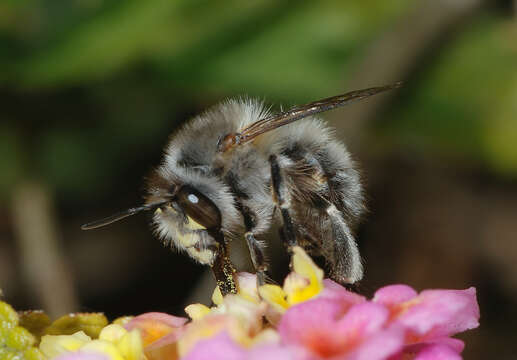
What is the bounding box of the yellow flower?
[80,340,124,360]
[123,313,188,360]
[259,246,324,314]
[185,272,262,324]
[39,331,92,358]
[184,304,211,321]
[210,272,261,307]
[100,325,143,360]
[39,325,144,360]
[179,273,268,357]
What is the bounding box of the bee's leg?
[245,233,268,286]
[237,204,268,286]
[269,154,298,250]
[325,204,363,284]
[302,151,364,285]
[210,231,237,295]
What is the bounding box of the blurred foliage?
[0,0,515,201]
[2,1,409,93]
[382,14,517,175]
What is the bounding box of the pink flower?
[124,312,188,345]
[373,284,479,358]
[182,332,310,360]
[182,332,245,360]
[124,312,188,360]
[278,298,405,360]
[137,277,479,360]
[400,342,462,360]
[109,276,478,360]
[3,245,479,360]
[319,279,366,306]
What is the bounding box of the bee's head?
[81,167,240,265]
[145,171,221,227]
[144,167,241,264]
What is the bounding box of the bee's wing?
[220,82,402,151]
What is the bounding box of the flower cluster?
[4,246,480,360]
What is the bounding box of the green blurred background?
[1,1,516,358]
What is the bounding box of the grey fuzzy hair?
[148,97,364,282]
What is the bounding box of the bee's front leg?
[209,231,237,295]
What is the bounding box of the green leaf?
[382,14,517,168]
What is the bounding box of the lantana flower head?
[278,299,405,360]
[372,284,479,358]
[8,246,479,360]
[177,272,270,357]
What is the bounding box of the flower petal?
[182,332,246,360]
[177,315,234,357]
[346,325,405,360]
[185,304,211,321]
[124,312,187,346]
[214,294,267,339]
[235,272,260,304]
[286,247,324,305]
[395,287,480,339]
[98,325,127,343]
[335,302,390,338]
[279,299,395,358]
[112,317,133,327]
[320,279,366,307]
[284,273,312,305]
[212,287,224,306]
[404,342,462,360]
[373,284,418,306]
[291,247,324,282]
[427,337,465,353]
[249,328,280,347]
[144,332,181,360]
[279,298,344,347]
[117,329,143,360]
[259,284,289,313]
[80,340,124,360]
[54,352,109,360]
[248,343,312,360]
[40,331,91,358]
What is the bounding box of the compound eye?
[176,185,221,230]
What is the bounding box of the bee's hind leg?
[325,204,363,285]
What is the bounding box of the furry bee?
[82,83,401,294]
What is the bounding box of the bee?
[82,83,401,294]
